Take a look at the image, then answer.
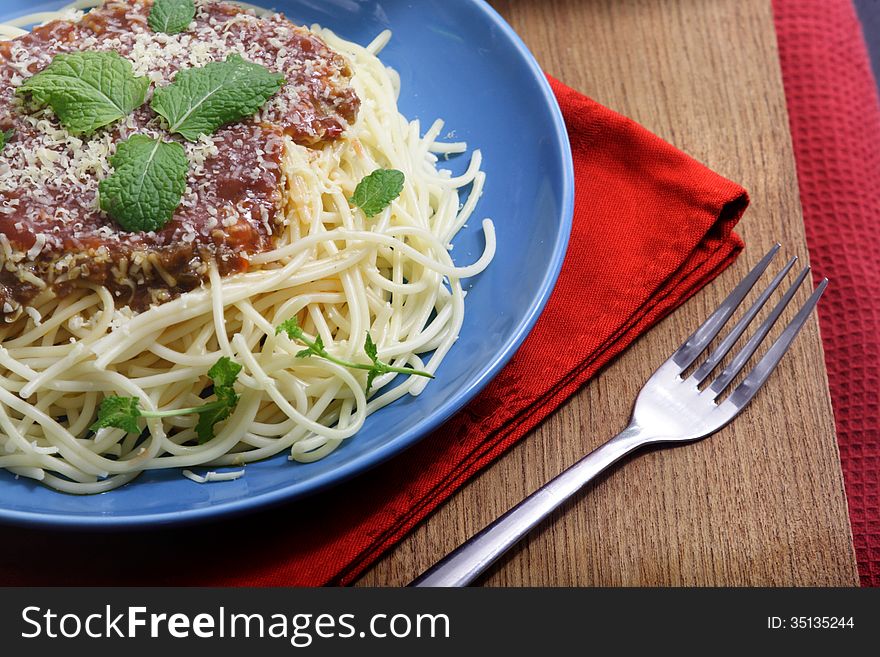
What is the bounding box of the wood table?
[357,0,860,586]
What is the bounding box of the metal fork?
[410,244,827,587]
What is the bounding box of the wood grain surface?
[357,0,860,586]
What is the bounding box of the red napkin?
[0,77,747,586]
[773,0,880,587]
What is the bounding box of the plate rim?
[0,0,575,529]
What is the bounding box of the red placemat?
[773,0,880,587]
[0,77,747,586]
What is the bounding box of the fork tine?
[691,255,798,384]
[709,266,811,396]
[724,278,828,409]
[673,244,780,371]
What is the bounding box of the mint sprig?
[276,317,434,393]
[98,135,188,232]
[17,51,149,134]
[149,0,196,35]
[349,169,405,218]
[90,357,243,444]
[151,54,285,142]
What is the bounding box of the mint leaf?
[151,54,285,141]
[195,386,238,444]
[208,356,242,389]
[215,385,239,411]
[17,51,149,134]
[275,315,303,340]
[99,135,188,232]
[0,129,12,152]
[349,169,405,217]
[91,396,142,435]
[296,334,324,359]
[276,316,305,341]
[148,0,195,35]
[364,334,380,392]
[366,368,380,394]
[195,401,232,444]
[364,333,379,363]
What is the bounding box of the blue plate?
[0,0,573,528]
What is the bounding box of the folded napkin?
[0,77,747,586]
[773,0,880,586]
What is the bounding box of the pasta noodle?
[0,1,495,493]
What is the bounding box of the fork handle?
[409,424,650,587]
